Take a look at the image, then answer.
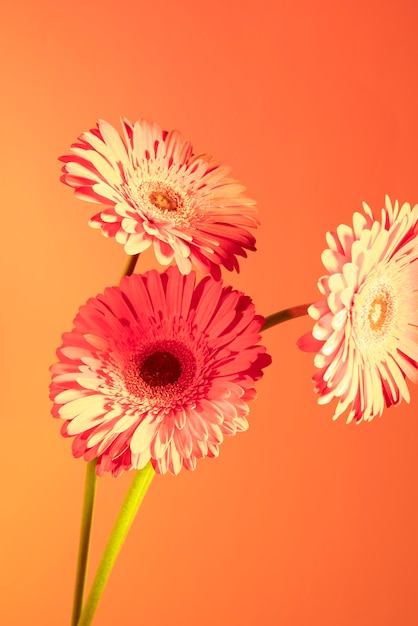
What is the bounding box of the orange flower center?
[368,294,389,331]
[353,277,397,356]
[140,351,182,387]
[149,189,182,212]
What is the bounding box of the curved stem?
[70,254,140,626]
[77,463,155,626]
[261,303,311,332]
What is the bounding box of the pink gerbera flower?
[59,118,258,279]
[50,267,271,476]
[298,195,418,423]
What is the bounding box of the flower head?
[50,267,271,476]
[60,118,258,279]
[298,195,418,423]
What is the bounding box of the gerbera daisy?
[59,118,258,279]
[298,195,418,423]
[50,267,271,476]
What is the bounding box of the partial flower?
[50,267,271,476]
[59,118,258,279]
[298,195,418,423]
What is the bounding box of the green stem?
[77,463,155,626]
[70,255,140,626]
[261,303,311,332]
[71,460,98,626]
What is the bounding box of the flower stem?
[122,253,140,277]
[261,303,311,331]
[77,463,155,626]
[71,460,98,626]
[70,255,140,626]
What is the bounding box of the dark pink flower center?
[123,339,198,398]
[140,350,182,387]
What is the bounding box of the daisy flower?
[59,118,258,279]
[50,267,271,476]
[298,195,418,423]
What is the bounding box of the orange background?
[2,1,418,624]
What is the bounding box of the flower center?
[353,277,397,356]
[149,187,183,212]
[368,294,388,331]
[123,339,198,401]
[139,350,182,387]
[122,174,196,225]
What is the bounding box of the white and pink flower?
[60,118,258,279]
[298,196,418,423]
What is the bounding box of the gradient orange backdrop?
[2,1,418,624]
